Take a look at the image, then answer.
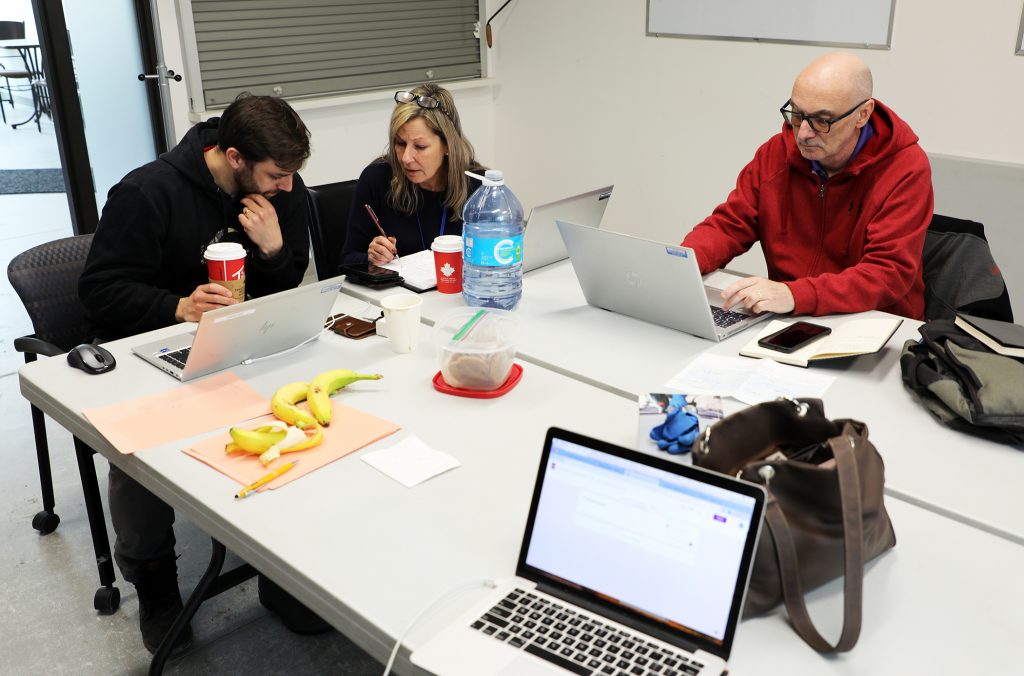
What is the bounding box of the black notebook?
[954,314,1024,358]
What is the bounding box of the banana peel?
[308,369,383,425]
[259,423,323,466]
[227,425,287,453]
[226,421,324,466]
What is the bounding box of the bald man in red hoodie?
[683,52,933,319]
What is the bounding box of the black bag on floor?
[900,319,1024,444]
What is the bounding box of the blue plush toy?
[649,394,699,454]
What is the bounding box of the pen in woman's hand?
[363,204,398,261]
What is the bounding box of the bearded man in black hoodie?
[78,94,311,654]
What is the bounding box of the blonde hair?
[384,83,484,218]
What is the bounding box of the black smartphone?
[757,321,832,353]
[339,263,403,289]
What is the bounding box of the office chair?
[921,214,1013,323]
[0,20,31,125]
[307,179,357,279]
[8,234,121,613]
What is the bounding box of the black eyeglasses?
[780,98,869,134]
[395,91,451,119]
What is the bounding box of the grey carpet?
[0,168,65,194]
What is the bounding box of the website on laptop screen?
[523,438,757,645]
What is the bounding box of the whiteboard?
[647,0,896,49]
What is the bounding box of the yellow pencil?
[234,460,299,499]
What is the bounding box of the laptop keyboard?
[157,346,190,369]
[710,306,748,329]
[470,588,704,676]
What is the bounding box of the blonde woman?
[340,83,486,266]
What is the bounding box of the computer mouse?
[67,343,117,374]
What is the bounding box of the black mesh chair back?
[7,232,121,612]
[0,20,26,39]
[8,233,94,353]
[922,215,1013,323]
[307,179,357,280]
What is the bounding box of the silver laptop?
[412,427,766,676]
[523,186,613,272]
[556,221,773,341]
[132,276,343,381]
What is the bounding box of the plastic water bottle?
[461,169,524,310]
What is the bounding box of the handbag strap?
[765,429,864,652]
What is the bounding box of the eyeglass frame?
[779,98,870,134]
[394,91,451,119]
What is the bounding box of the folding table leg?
[73,437,120,614]
[148,539,257,675]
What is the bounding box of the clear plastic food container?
[434,307,519,391]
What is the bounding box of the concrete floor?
[0,95,384,675]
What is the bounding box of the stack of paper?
[382,249,437,292]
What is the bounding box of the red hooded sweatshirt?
[682,100,933,319]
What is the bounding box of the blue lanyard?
[415,207,448,250]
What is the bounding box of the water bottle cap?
[465,169,505,186]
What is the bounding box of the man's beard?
[234,162,275,197]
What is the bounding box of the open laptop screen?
[517,429,763,656]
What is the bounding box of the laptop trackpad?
[499,657,559,675]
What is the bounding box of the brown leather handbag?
[692,397,896,652]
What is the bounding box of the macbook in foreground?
[132,276,343,381]
[522,186,613,272]
[412,427,765,676]
[556,221,773,341]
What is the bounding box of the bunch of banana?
[270,381,318,429]
[226,421,324,466]
[308,369,383,426]
[224,370,382,465]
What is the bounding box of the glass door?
[62,0,159,216]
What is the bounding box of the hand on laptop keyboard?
[718,277,794,315]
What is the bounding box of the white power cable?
[381,577,498,676]
[240,319,335,366]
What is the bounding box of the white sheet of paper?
[664,354,753,394]
[361,435,460,487]
[731,358,835,404]
[664,354,835,403]
[381,249,436,289]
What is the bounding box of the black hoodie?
[79,118,309,341]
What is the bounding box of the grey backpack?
[900,319,1024,445]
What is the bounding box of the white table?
[18,296,636,673]
[18,294,1024,675]
[342,263,1024,545]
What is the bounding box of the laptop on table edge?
[555,220,773,341]
[522,185,614,273]
[131,276,343,381]
[411,426,766,676]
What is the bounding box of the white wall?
[154,0,1024,308]
[488,0,1024,279]
[154,0,495,188]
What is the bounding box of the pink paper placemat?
[182,401,400,492]
[83,372,270,455]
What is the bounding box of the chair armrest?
[14,335,65,357]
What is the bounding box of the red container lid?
[432,363,523,398]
